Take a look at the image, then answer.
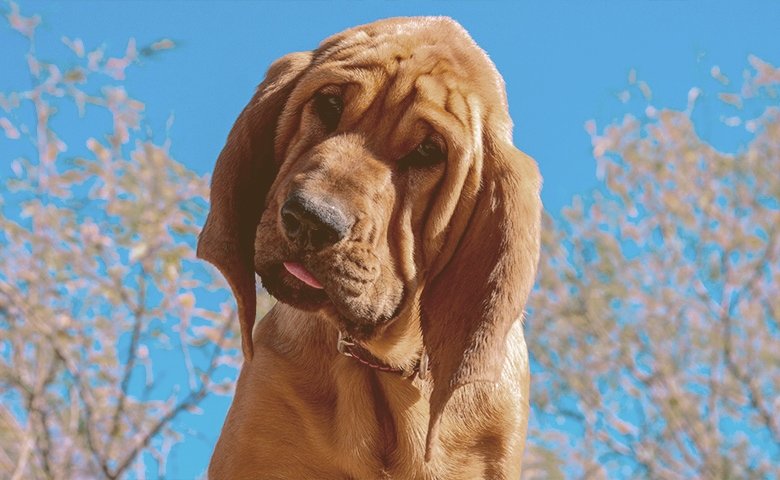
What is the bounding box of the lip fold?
[283,261,324,290]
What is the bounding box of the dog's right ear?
[197,52,312,360]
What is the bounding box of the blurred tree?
[523,58,780,478]
[0,3,267,478]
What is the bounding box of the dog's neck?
[337,318,428,378]
[258,300,426,377]
[247,302,436,474]
[351,305,425,373]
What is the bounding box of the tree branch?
[109,314,233,479]
[106,268,148,459]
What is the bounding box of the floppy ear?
[197,52,311,360]
[421,133,542,460]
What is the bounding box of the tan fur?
[198,17,541,479]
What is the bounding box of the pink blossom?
[0,117,20,139]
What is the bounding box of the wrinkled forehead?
[279,17,510,153]
[316,17,507,108]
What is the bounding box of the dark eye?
[313,92,343,133]
[400,137,446,170]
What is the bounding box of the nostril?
[309,224,339,250]
[282,210,301,237]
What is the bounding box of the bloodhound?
[198,16,541,479]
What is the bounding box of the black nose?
[281,193,350,250]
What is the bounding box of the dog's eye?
[313,92,343,133]
[400,137,446,170]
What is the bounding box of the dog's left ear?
[197,52,312,360]
[421,130,542,460]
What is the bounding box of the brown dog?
[198,16,541,479]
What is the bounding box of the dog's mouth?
[258,261,330,311]
[257,257,404,340]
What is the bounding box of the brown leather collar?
[337,331,429,380]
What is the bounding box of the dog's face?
[254,19,505,339]
[198,16,541,453]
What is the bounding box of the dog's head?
[198,16,541,458]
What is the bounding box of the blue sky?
[2,1,778,478]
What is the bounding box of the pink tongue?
[283,262,324,289]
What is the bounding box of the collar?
[337,331,429,380]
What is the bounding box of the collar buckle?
[337,331,355,357]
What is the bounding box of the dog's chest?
[325,366,431,476]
